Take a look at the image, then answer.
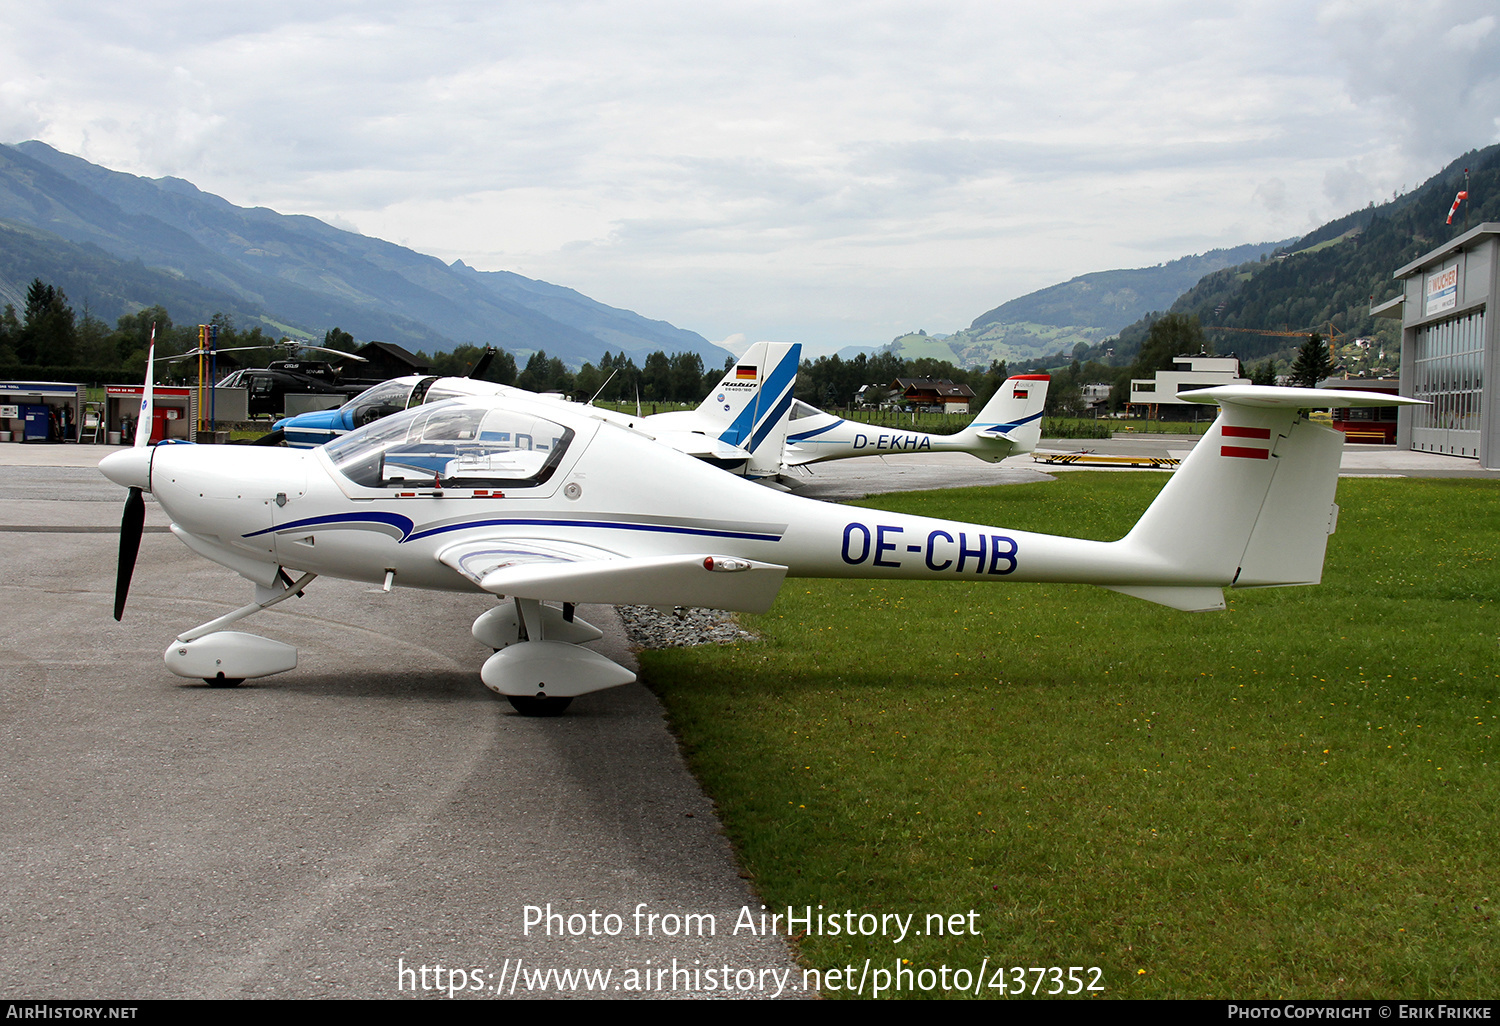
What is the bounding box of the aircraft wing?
[437,539,787,612]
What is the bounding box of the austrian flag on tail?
[1220,425,1272,460]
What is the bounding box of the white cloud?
[1,0,1492,351]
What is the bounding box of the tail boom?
[773,385,1421,612]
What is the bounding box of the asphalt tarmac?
[0,445,800,1000]
[0,437,1488,1000]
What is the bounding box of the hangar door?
[1409,309,1485,458]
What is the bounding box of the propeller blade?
[114,486,145,621]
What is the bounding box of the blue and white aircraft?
[102,335,1422,715]
[272,375,524,449]
[633,342,800,477]
[270,342,802,480]
[271,342,1044,483]
[778,374,1050,472]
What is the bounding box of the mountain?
[882,241,1289,368]
[1111,143,1500,368]
[971,242,1291,332]
[883,141,1499,375]
[0,141,721,366]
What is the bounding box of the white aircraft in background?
[271,342,801,479]
[777,374,1050,472]
[273,342,1046,482]
[102,338,1421,715]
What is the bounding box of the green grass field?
[641,474,1498,999]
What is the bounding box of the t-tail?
[785,385,1422,614]
[1101,385,1423,611]
[953,374,1050,459]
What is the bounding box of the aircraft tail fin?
[696,341,801,466]
[1115,386,1422,608]
[958,374,1050,458]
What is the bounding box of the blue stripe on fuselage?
[245,512,784,545]
[785,420,842,443]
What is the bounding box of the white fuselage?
[133,395,1209,608]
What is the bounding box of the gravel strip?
[617,604,759,649]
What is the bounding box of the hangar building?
[1376,222,1499,468]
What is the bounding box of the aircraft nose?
[99,447,152,492]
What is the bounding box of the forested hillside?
[1109,144,1500,371]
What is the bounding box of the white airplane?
[777,374,1050,472]
[274,342,1044,482]
[101,338,1421,716]
[272,342,802,479]
[633,342,800,477]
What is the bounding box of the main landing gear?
[161,577,634,715]
[472,597,636,716]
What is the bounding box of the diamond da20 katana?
[100,344,1419,715]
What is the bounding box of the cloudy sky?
[3,1,1498,354]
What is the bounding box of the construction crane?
[1205,321,1343,362]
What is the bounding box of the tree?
[113,306,172,365]
[1290,333,1332,388]
[640,351,671,402]
[76,306,113,367]
[667,351,705,402]
[573,361,603,400]
[1131,313,1206,380]
[0,303,20,364]
[19,279,77,366]
[517,350,571,393]
[1045,360,1085,417]
[1250,359,1277,386]
[322,327,356,353]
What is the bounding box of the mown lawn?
[642,474,1498,999]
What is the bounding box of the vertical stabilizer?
[958,374,1050,458]
[1118,385,1422,600]
[699,342,801,467]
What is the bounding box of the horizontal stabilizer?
[479,553,788,612]
[647,430,752,462]
[1109,383,1426,606]
[1179,385,1425,409]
